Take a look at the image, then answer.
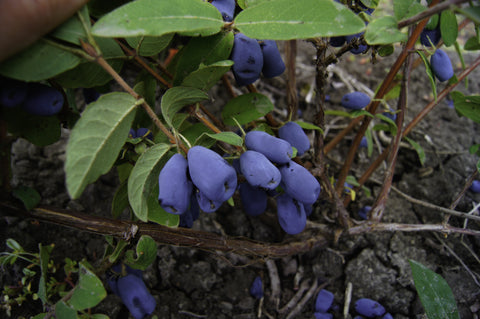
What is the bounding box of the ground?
[1,39,480,319]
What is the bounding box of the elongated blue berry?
[211,0,235,21]
[279,161,320,205]
[346,34,368,55]
[420,27,441,47]
[250,276,264,299]
[470,180,480,193]
[188,146,237,202]
[358,205,371,219]
[330,36,346,47]
[341,91,370,110]
[117,274,156,319]
[22,83,64,116]
[231,33,263,86]
[314,313,333,319]
[179,193,200,228]
[136,128,153,140]
[0,78,27,108]
[354,298,386,317]
[315,289,334,312]
[239,182,268,216]
[158,154,193,215]
[259,40,285,78]
[245,130,292,164]
[240,150,281,190]
[278,122,310,155]
[277,193,307,235]
[430,49,454,82]
[196,190,223,213]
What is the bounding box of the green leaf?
[160,87,209,129]
[453,94,480,123]
[234,0,366,40]
[173,32,234,86]
[394,0,426,20]
[426,14,439,30]
[464,36,480,51]
[55,301,78,319]
[378,44,395,57]
[181,60,234,91]
[55,38,125,88]
[3,107,62,147]
[50,6,89,45]
[469,144,480,155]
[146,184,180,227]
[68,262,107,311]
[440,10,458,47]
[455,6,480,24]
[65,92,138,199]
[125,235,158,270]
[32,314,48,319]
[181,123,216,148]
[127,143,170,222]
[295,120,323,132]
[108,240,128,264]
[221,92,274,126]
[375,113,398,135]
[365,16,408,45]
[112,181,129,218]
[38,244,53,306]
[350,109,375,118]
[6,239,24,252]
[324,110,355,117]
[91,0,224,38]
[12,186,41,211]
[0,40,81,81]
[416,50,437,102]
[409,260,460,319]
[205,132,244,146]
[125,33,174,56]
[404,136,426,166]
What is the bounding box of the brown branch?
[397,0,470,29]
[286,40,298,121]
[347,222,480,236]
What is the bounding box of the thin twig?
[285,279,318,319]
[397,0,470,29]
[278,279,311,314]
[266,259,281,309]
[286,40,298,121]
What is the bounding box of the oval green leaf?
[125,33,174,56]
[205,132,244,146]
[127,143,170,222]
[161,86,209,129]
[68,262,107,311]
[181,60,234,91]
[234,0,365,40]
[0,40,81,81]
[65,92,138,199]
[125,235,158,270]
[221,92,274,126]
[365,16,407,45]
[91,0,224,38]
[440,10,458,47]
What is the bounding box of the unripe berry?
[22,83,64,116]
[276,193,307,235]
[259,40,285,78]
[188,146,237,202]
[279,161,320,205]
[239,182,268,216]
[231,33,263,86]
[245,130,292,164]
[278,122,310,155]
[240,150,281,190]
[341,91,371,110]
[211,0,235,22]
[158,154,193,215]
[430,49,454,82]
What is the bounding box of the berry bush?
[1,0,480,318]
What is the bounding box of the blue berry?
[240,150,281,190]
[196,190,223,213]
[330,36,346,47]
[259,40,285,78]
[354,298,386,318]
[382,313,393,319]
[245,130,293,164]
[239,182,268,216]
[341,91,371,110]
[277,193,307,235]
[135,128,153,140]
[359,136,368,148]
[179,193,200,228]
[249,276,264,299]
[278,122,310,155]
[346,34,368,54]
[116,274,156,319]
[314,313,333,319]
[420,27,441,47]
[211,0,235,22]
[470,180,480,193]
[358,205,371,219]
[0,78,27,108]
[231,33,263,86]
[315,289,334,312]
[158,154,193,215]
[187,146,237,202]
[279,161,321,205]
[22,83,64,116]
[430,49,454,82]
